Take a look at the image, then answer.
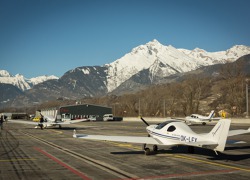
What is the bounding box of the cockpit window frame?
[167,125,176,132]
[155,120,179,130]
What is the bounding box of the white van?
[103,114,113,121]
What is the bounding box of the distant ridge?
[1,40,250,106]
[0,70,59,91]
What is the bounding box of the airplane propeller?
[140,116,153,154]
[140,116,150,126]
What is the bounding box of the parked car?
[103,114,113,121]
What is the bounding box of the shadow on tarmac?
[110,145,250,161]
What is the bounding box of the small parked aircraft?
[180,110,218,125]
[73,117,250,155]
[9,111,87,129]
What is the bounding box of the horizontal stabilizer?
[226,140,246,144]
[228,128,250,137]
[55,119,87,125]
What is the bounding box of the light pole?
[138,98,141,116]
[163,99,166,117]
[246,79,249,118]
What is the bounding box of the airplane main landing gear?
[143,144,158,155]
[40,124,44,130]
[145,148,152,155]
[153,145,158,152]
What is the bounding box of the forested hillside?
[3,55,250,117]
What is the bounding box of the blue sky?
[1,0,250,78]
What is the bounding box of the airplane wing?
[73,132,221,148]
[53,119,88,125]
[211,118,221,120]
[8,120,54,127]
[8,120,38,125]
[228,128,250,136]
[73,131,162,145]
[170,118,188,123]
[171,117,185,121]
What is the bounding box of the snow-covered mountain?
[28,75,59,85]
[0,70,59,91]
[1,39,250,106]
[104,39,250,92]
[179,45,250,64]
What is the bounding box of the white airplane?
[73,117,250,155]
[9,111,87,129]
[183,110,218,125]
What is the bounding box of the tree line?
[2,59,249,117]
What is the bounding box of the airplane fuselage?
[146,121,209,146]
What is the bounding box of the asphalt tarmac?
[0,120,250,180]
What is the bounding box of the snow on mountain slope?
[105,40,196,92]
[0,70,31,91]
[0,70,58,91]
[0,70,11,77]
[104,39,250,92]
[29,75,59,85]
[179,45,250,64]
[1,40,250,94]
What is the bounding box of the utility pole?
[138,98,141,116]
[163,99,166,117]
[246,79,249,118]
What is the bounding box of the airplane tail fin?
[54,110,58,121]
[208,119,231,152]
[208,110,215,119]
[41,109,58,122]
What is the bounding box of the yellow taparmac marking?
[108,141,250,172]
[0,158,36,162]
[103,136,250,173]
[50,130,63,134]
[173,154,250,172]
[106,141,143,150]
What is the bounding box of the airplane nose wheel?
[142,144,151,155]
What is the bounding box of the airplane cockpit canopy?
[155,120,180,130]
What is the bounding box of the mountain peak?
[228,45,250,52]
[192,48,206,53]
[0,70,12,77]
[15,74,24,78]
[151,39,160,44]
[146,39,162,47]
[0,70,59,91]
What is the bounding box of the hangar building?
[60,104,112,120]
[41,104,112,121]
